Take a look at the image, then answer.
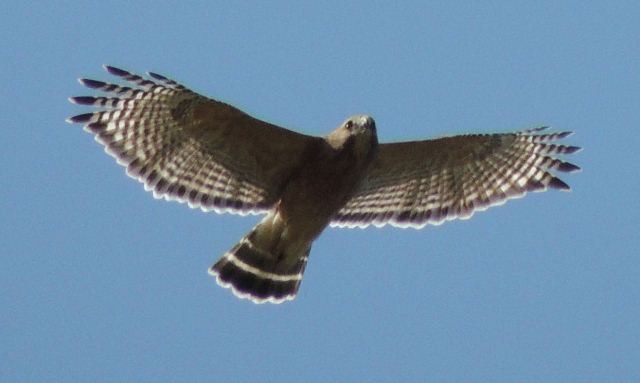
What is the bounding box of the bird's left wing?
[331,127,581,228]
[68,66,318,215]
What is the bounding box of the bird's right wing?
[332,128,581,229]
[68,66,318,215]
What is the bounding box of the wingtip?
[554,131,575,140]
[548,177,571,191]
[558,162,582,173]
[66,112,95,124]
[525,126,550,134]
[104,65,129,77]
[68,96,94,105]
[148,71,168,81]
[79,78,106,89]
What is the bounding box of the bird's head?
[327,115,378,158]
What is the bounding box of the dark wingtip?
[557,161,582,173]
[525,126,550,134]
[525,179,545,192]
[548,177,571,191]
[148,71,168,81]
[518,125,549,135]
[69,96,96,105]
[556,131,574,139]
[565,145,583,154]
[66,112,95,124]
[103,65,129,77]
[79,78,106,89]
[85,122,106,133]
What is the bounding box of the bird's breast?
[277,144,373,240]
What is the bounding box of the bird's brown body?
[67,66,580,303]
[281,118,378,240]
[213,116,378,302]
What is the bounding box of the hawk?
[67,66,581,304]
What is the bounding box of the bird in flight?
[67,66,581,304]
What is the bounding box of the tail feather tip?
[208,259,299,304]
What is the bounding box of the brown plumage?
[67,66,580,303]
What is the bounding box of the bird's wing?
[331,127,581,228]
[68,66,317,215]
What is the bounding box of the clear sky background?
[2,2,639,382]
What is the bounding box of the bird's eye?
[345,121,353,130]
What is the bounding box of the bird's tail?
[209,218,310,304]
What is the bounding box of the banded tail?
[209,217,310,303]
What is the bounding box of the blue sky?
[2,1,639,382]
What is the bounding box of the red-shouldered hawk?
[67,66,581,304]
